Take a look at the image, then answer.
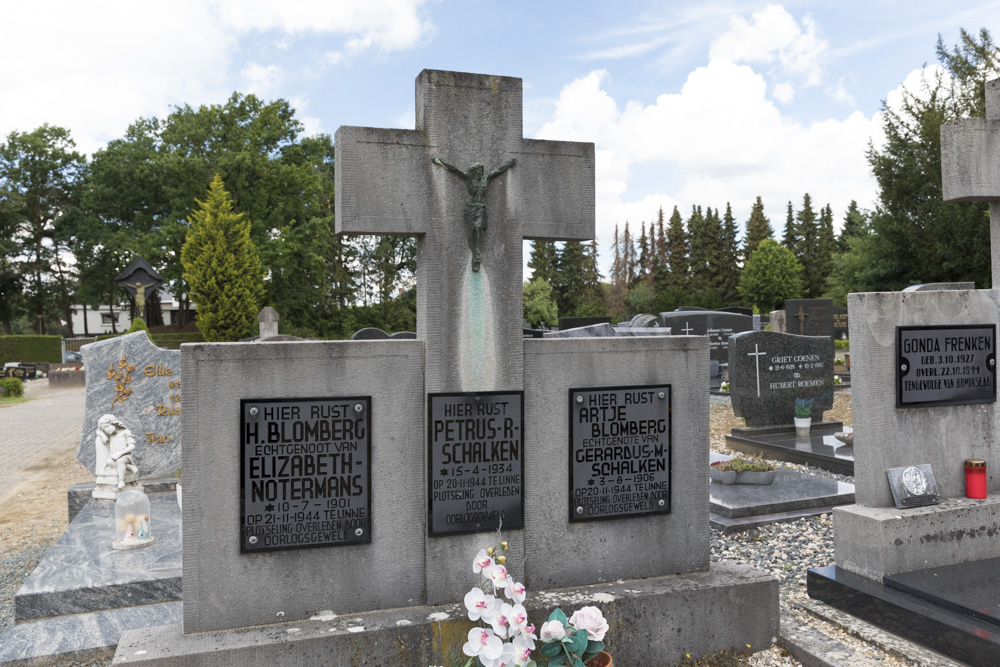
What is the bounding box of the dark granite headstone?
[832,307,849,339]
[719,306,753,316]
[676,306,708,311]
[729,330,834,427]
[627,313,660,328]
[390,331,417,339]
[784,299,834,338]
[350,327,391,340]
[658,310,754,364]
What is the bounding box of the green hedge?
[834,339,849,350]
[0,336,62,365]
[0,377,25,397]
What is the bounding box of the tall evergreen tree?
[528,240,559,286]
[621,222,637,286]
[814,203,836,296]
[554,241,587,317]
[782,201,796,249]
[717,202,742,304]
[688,205,714,292]
[655,207,668,265]
[838,200,869,251]
[578,239,605,316]
[743,196,773,265]
[664,205,689,292]
[637,220,652,285]
[794,194,821,296]
[181,174,264,341]
[606,224,627,318]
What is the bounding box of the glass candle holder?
[113,489,154,550]
[965,458,987,499]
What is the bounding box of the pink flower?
[569,606,609,641]
[508,603,529,634]
[539,619,566,641]
[506,580,526,604]
[473,548,493,574]
[464,587,496,622]
[463,628,503,661]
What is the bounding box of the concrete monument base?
[113,562,778,666]
[833,495,1000,580]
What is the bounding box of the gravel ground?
[0,388,888,666]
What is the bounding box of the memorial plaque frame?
[239,396,372,554]
[427,391,525,537]
[896,325,997,408]
[568,384,672,523]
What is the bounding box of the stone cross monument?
[335,70,595,393]
[941,78,1000,281]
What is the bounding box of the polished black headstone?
[569,385,671,522]
[427,391,524,536]
[559,316,612,329]
[725,425,852,475]
[240,397,372,553]
[832,306,848,339]
[658,310,754,364]
[784,298,835,337]
[719,306,752,316]
[350,327,391,340]
[885,557,1000,628]
[729,330,834,426]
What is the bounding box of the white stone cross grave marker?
[682,322,694,335]
[748,343,766,397]
[335,70,595,393]
[941,78,1000,283]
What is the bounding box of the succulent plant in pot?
[794,398,813,437]
[710,459,777,485]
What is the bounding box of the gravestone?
[559,316,611,329]
[257,307,279,339]
[770,309,786,333]
[832,306,848,339]
[94,70,777,666]
[903,282,976,292]
[78,332,181,480]
[349,327,392,340]
[784,298,835,338]
[658,310,753,365]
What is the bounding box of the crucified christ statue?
[431,156,516,271]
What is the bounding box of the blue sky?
[2,1,998,276]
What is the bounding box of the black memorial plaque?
[897,325,996,407]
[428,391,524,536]
[569,385,671,522]
[240,396,371,553]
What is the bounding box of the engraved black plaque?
[428,391,524,536]
[240,397,371,553]
[897,325,997,407]
[569,385,671,522]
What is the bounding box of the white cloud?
[537,61,881,274]
[773,82,795,104]
[241,63,285,97]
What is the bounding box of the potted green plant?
[794,398,813,437]
[709,459,776,485]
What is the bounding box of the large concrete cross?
[941,78,1000,284]
[335,70,595,392]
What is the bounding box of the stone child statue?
[431,156,516,271]
[92,414,140,500]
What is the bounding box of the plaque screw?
[249,536,258,544]
[354,403,363,413]
[901,363,908,372]
[476,396,481,402]
[658,392,665,399]
[576,506,583,514]
[576,395,583,403]
[354,528,364,537]
[991,359,995,367]
[658,499,665,507]
[250,407,258,416]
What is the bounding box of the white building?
[69,292,195,336]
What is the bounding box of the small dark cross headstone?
[793,305,810,335]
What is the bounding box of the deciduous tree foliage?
[523,277,557,328]
[181,175,264,342]
[738,239,803,313]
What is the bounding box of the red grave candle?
[965,459,987,499]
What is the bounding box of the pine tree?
[664,206,689,292]
[578,239,605,316]
[621,222,636,286]
[795,194,821,296]
[655,207,668,265]
[838,200,869,251]
[743,196,773,265]
[782,201,796,249]
[528,241,559,286]
[814,203,836,297]
[637,221,652,285]
[554,241,587,317]
[717,202,741,304]
[687,205,712,292]
[606,224,627,318]
[181,174,264,341]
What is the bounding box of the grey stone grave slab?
[78,332,181,480]
[626,312,661,327]
[658,309,753,365]
[15,492,181,621]
[258,306,279,338]
[903,282,977,291]
[784,298,835,337]
[728,330,835,426]
[544,323,617,338]
[67,479,178,524]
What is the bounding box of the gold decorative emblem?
[107,353,137,407]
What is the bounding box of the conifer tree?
[814,203,836,296]
[782,201,796,249]
[794,194,821,296]
[717,202,741,304]
[554,241,587,317]
[637,221,652,285]
[743,196,773,265]
[655,207,668,265]
[606,224,627,318]
[578,239,605,316]
[664,206,689,292]
[687,205,713,292]
[621,222,636,286]
[838,200,869,251]
[182,174,264,342]
[528,240,559,286]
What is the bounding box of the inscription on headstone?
[896,325,996,407]
[240,397,371,553]
[569,385,671,522]
[428,392,523,536]
[832,307,849,339]
[658,310,753,364]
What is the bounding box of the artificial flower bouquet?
[461,539,609,667]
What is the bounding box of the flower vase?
[585,651,612,667]
[794,417,812,438]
